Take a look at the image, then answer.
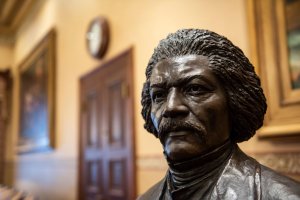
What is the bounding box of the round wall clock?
[86,16,109,59]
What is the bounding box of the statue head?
[141,29,267,161]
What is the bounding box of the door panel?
[86,160,102,194]
[87,92,100,147]
[108,159,126,199]
[108,81,124,147]
[79,48,136,200]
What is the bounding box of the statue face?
[149,55,230,162]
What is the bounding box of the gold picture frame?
[248,0,300,138]
[18,29,56,153]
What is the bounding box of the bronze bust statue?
[139,29,300,200]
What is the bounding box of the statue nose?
[162,88,189,118]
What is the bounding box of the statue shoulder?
[260,165,300,199]
[233,146,300,198]
[137,177,166,200]
[214,146,300,199]
[235,146,300,199]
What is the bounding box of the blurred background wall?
[0,0,299,199]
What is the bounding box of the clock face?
[88,23,102,55]
[86,17,109,59]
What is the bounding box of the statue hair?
[141,29,267,143]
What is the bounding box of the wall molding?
[138,152,300,175]
[6,156,77,169]
[7,152,300,174]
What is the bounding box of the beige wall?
[0,42,13,69]
[5,0,296,199]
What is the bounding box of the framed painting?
[248,0,300,137]
[18,29,56,153]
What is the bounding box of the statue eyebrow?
[150,74,214,89]
[150,81,167,89]
[176,75,213,86]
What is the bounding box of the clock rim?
[86,16,109,59]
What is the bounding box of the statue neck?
[166,140,234,190]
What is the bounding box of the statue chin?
[164,140,204,162]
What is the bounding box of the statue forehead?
[149,55,210,84]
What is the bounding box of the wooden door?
[78,48,136,200]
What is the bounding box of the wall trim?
[138,152,300,175]
[6,156,77,169]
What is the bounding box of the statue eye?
[186,84,208,95]
[151,91,165,103]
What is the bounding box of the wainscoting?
[137,151,300,181]
[7,156,77,200]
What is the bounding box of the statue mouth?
[158,120,206,143]
[168,130,191,137]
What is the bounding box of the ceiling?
[0,0,35,40]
